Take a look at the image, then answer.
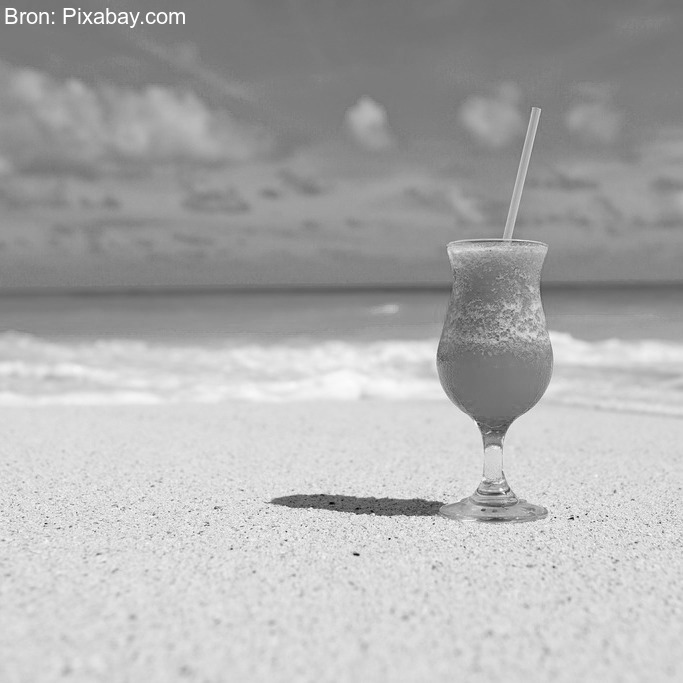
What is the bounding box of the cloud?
[653,214,683,230]
[173,233,215,247]
[301,220,322,232]
[0,157,13,176]
[565,102,622,144]
[345,96,395,151]
[564,86,623,144]
[182,186,250,214]
[615,12,670,38]
[260,187,282,200]
[278,168,329,196]
[119,31,254,104]
[588,195,623,233]
[651,177,683,194]
[640,127,683,164]
[80,194,122,211]
[528,168,600,192]
[49,217,165,255]
[403,182,484,224]
[458,83,524,148]
[443,185,485,224]
[0,65,270,178]
[0,177,69,210]
[648,174,683,225]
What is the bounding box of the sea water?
[0,286,680,415]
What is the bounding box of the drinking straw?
[502,107,541,240]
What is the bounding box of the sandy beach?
[0,401,681,683]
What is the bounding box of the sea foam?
[0,331,681,415]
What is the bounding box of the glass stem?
[472,424,518,507]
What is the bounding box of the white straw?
[502,107,541,240]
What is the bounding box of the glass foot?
[439,496,547,523]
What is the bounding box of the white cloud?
[279,168,330,195]
[458,83,524,148]
[393,174,484,224]
[564,87,623,144]
[182,186,250,214]
[615,12,670,37]
[0,156,13,176]
[0,65,270,177]
[639,127,683,165]
[125,33,254,104]
[444,184,485,224]
[344,96,395,151]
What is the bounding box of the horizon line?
[0,280,682,297]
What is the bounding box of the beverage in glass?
[436,238,552,522]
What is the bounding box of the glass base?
[439,496,548,523]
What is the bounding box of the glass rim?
[446,238,548,248]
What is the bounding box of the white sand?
[0,402,681,683]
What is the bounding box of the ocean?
[0,286,681,416]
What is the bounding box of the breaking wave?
[0,331,681,416]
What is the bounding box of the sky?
[0,0,683,289]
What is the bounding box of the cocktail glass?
[436,239,553,522]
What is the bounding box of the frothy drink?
[436,240,553,430]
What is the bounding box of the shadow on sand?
[270,494,444,517]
